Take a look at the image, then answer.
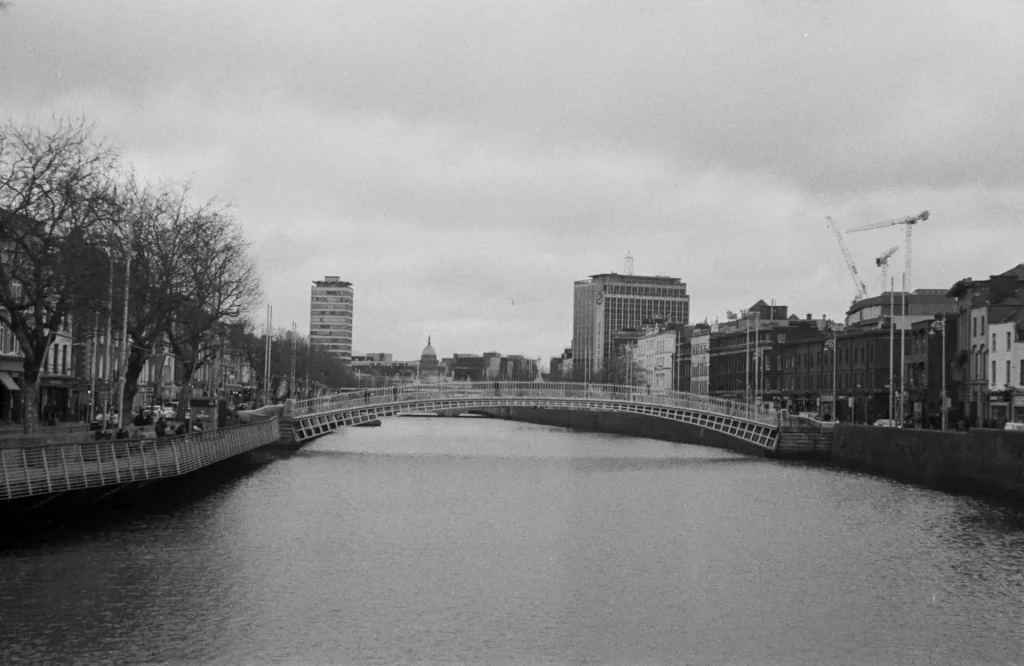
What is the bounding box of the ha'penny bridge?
[1,382,830,504]
[280,382,823,452]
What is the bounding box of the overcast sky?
[3,1,1023,363]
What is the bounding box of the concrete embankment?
[480,407,1024,500]
[832,425,1024,498]
[477,406,768,457]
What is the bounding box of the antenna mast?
[624,250,634,276]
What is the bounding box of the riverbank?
[833,424,1024,499]
[478,406,768,457]
[483,406,1024,501]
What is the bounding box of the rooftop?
[582,273,684,285]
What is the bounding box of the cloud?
[2,0,1023,360]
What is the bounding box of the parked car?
[1004,422,1024,432]
[873,419,898,427]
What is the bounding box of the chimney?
[806,313,812,320]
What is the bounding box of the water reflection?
[3,417,1024,664]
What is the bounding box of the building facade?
[637,327,677,389]
[688,325,711,395]
[905,314,959,428]
[948,265,1024,426]
[674,327,693,393]
[572,273,688,380]
[845,289,957,330]
[309,276,353,361]
[781,327,912,423]
[988,312,1024,424]
[708,301,823,404]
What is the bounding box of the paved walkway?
[0,421,90,435]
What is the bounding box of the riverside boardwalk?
[0,415,280,503]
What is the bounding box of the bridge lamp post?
[930,318,947,431]
[824,335,837,422]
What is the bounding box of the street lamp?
[930,318,947,431]
[824,335,838,422]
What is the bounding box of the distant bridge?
[282,382,789,452]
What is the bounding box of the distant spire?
[428,335,431,346]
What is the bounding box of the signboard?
[189,398,222,431]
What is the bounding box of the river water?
[3,417,1024,664]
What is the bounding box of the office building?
[572,273,689,379]
[309,276,353,361]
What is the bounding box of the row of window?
[604,285,686,298]
[311,296,352,304]
[782,372,870,392]
[993,359,1024,386]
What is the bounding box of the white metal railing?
[0,417,280,501]
[285,382,781,426]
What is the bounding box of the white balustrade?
[287,382,780,426]
[0,417,280,501]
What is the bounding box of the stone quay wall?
[832,425,1024,498]
[478,406,768,457]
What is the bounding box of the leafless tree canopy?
[0,118,119,433]
[0,117,263,432]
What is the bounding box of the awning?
[0,372,20,391]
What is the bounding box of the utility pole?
[103,251,114,423]
[116,253,131,429]
[889,278,895,422]
[900,276,907,426]
[88,311,98,425]
[290,321,297,399]
[743,310,750,404]
[754,311,760,408]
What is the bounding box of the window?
[1008,332,1012,351]
[982,316,986,333]
[1007,360,1011,385]
[993,333,997,349]
[1020,360,1023,385]
[992,360,996,383]
[973,317,977,337]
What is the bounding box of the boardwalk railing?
[0,417,279,501]
[285,382,780,426]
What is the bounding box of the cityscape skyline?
[3,1,1023,361]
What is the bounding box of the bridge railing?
[285,382,781,426]
[0,417,280,501]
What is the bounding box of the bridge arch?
[282,382,782,452]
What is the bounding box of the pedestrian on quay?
[154,416,167,438]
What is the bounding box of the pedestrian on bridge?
[364,389,370,405]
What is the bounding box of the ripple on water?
[2,417,1024,664]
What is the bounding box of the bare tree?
[162,205,261,419]
[0,118,118,434]
[108,177,203,418]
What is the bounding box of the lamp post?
[825,335,838,421]
[930,318,947,431]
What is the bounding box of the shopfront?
[0,366,21,423]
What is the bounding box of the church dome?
[420,336,436,358]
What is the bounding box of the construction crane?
[875,246,899,294]
[826,216,869,302]
[847,210,929,292]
